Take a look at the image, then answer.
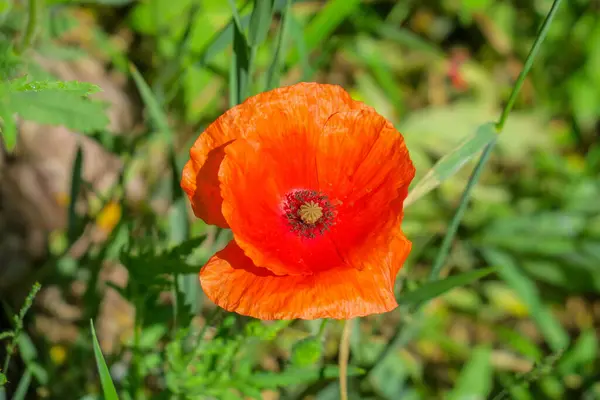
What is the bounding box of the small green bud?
[0,371,7,386]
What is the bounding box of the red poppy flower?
[181,82,415,320]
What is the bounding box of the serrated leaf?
[248,0,274,46]
[399,267,496,308]
[405,122,497,206]
[9,90,109,133]
[10,79,102,96]
[90,320,119,400]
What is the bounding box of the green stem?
[317,319,328,339]
[16,0,41,55]
[496,0,563,131]
[368,0,563,376]
[428,139,496,281]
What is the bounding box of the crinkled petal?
[199,231,411,320]
[182,83,370,228]
[316,109,415,270]
[219,108,414,275]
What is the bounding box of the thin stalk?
[428,139,496,280]
[496,0,563,131]
[367,0,563,376]
[317,318,328,339]
[339,319,351,400]
[16,0,41,55]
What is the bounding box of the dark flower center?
[283,189,336,238]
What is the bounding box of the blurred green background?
[0,0,599,399]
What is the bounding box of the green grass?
[2,0,600,399]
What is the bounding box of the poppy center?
[283,189,336,238]
[298,201,323,224]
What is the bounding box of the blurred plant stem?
[339,319,351,400]
[496,0,564,131]
[428,139,496,280]
[364,0,564,382]
[15,0,41,55]
[317,319,328,340]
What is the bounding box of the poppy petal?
[219,108,414,276]
[317,109,416,270]
[200,231,411,320]
[181,82,370,228]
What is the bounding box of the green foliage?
[399,267,496,308]
[0,75,109,151]
[0,283,42,392]
[1,0,598,399]
[291,336,323,367]
[90,320,119,400]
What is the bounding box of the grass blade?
[448,346,493,400]
[300,0,361,59]
[428,138,497,280]
[248,0,274,47]
[228,0,251,106]
[496,0,564,130]
[405,122,497,207]
[90,319,119,400]
[265,0,292,90]
[67,144,84,245]
[399,267,496,308]
[482,249,569,353]
[129,63,170,138]
[11,369,31,400]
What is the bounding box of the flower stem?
[339,319,351,400]
[496,0,563,131]
[16,0,41,55]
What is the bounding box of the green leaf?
[0,372,6,386]
[90,320,119,400]
[291,337,323,367]
[228,0,251,106]
[405,122,497,206]
[11,369,31,400]
[448,346,493,400]
[294,0,361,61]
[557,329,598,374]
[10,79,102,96]
[482,249,569,353]
[265,0,292,90]
[129,63,170,137]
[248,0,274,46]
[9,90,109,133]
[399,267,496,308]
[252,365,364,388]
[67,145,84,245]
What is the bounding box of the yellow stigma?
[298,201,323,224]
